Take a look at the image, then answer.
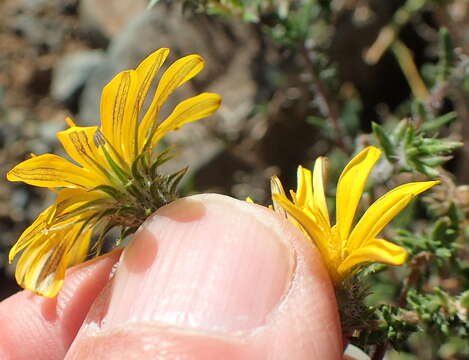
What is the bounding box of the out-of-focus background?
[0,1,468,358]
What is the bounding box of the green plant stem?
[300,45,352,155]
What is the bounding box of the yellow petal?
[9,205,55,262]
[7,154,97,189]
[58,186,99,200]
[150,92,221,147]
[347,181,439,251]
[270,176,288,218]
[273,194,331,262]
[289,190,297,203]
[57,125,111,185]
[100,70,138,159]
[312,157,330,228]
[66,229,92,267]
[336,146,381,242]
[15,231,69,297]
[134,49,170,109]
[338,238,407,277]
[14,215,94,297]
[9,190,101,269]
[296,166,313,208]
[138,54,205,149]
[53,188,106,222]
[124,48,170,159]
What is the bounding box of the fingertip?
[0,250,121,360]
[68,194,342,359]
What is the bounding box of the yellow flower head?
[7,48,221,297]
[272,146,439,284]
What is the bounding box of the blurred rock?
[20,0,49,11]
[51,50,104,110]
[11,14,47,47]
[7,0,76,54]
[80,5,258,123]
[79,0,147,45]
[38,116,67,142]
[78,4,259,186]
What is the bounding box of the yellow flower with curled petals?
[7,48,221,297]
[272,146,439,284]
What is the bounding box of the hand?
[0,194,343,359]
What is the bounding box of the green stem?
[300,45,352,155]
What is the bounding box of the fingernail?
[99,194,293,333]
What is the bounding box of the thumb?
[66,194,342,360]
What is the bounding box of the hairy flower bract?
[7,48,221,297]
[271,146,439,284]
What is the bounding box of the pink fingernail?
[99,194,293,333]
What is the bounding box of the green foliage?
[407,288,468,338]
[148,1,469,358]
[352,304,419,351]
[436,28,454,84]
[372,119,462,177]
[395,203,461,266]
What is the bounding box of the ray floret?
[272,146,439,283]
[7,48,221,297]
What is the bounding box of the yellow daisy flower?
[271,146,439,284]
[7,48,221,297]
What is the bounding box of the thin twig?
[425,82,450,113]
[371,252,432,359]
[399,251,433,307]
[364,0,429,65]
[301,46,352,155]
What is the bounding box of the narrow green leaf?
[403,125,415,148]
[130,153,146,187]
[168,166,188,194]
[421,111,457,132]
[419,155,452,167]
[150,180,168,206]
[414,161,439,177]
[412,100,428,124]
[436,27,454,83]
[150,149,173,178]
[419,141,463,154]
[393,119,410,143]
[101,145,130,184]
[372,122,396,161]
[91,184,126,201]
